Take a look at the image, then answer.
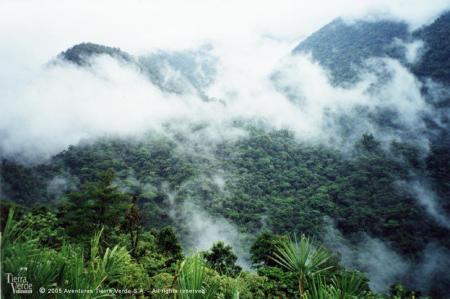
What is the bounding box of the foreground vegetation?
[1,174,430,298]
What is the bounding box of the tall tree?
[124,195,142,257]
[250,232,287,268]
[204,241,242,277]
[59,169,130,244]
[156,226,183,260]
[272,234,334,298]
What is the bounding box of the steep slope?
[293,11,450,86]
[290,12,450,222]
[58,42,216,97]
[292,19,409,85]
[412,11,450,83]
[59,42,132,66]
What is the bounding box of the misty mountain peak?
[412,10,450,82]
[292,11,450,86]
[56,42,216,97]
[293,18,409,85]
[58,42,132,66]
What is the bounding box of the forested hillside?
[293,19,409,85]
[2,127,450,297]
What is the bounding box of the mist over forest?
[1,1,450,298]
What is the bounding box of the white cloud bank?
[1,0,449,161]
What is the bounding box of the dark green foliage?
[59,42,132,66]
[250,231,287,268]
[124,195,142,257]
[329,271,371,298]
[426,135,450,203]
[413,11,450,83]
[175,254,220,299]
[257,265,299,297]
[356,133,381,153]
[204,241,242,277]
[156,226,183,260]
[0,198,26,229]
[305,272,372,299]
[16,209,66,248]
[2,129,447,257]
[55,136,196,188]
[215,129,445,256]
[291,11,450,87]
[0,159,50,204]
[292,18,409,85]
[58,169,131,245]
[0,201,439,298]
[390,283,425,299]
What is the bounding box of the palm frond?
[330,271,371,298]
[176,254,219,299]
[272,234,334,298]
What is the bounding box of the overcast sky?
[1,0,449,66]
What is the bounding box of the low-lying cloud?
[324,222,450,294]
[0,49,435,162]
[1,0,450,163]
[397,180,450,229]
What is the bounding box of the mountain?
[59,42,132,66]
[291,13,450,226]
[137,45,217,95]
[293,19,409,85]
[293,11,450,86]
[59,42,216,97]
[412,11,450,83]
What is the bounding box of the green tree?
[124,195,142,257]
[204,241,242,277]
[156,226,183,260]
[175,253,219,299]
[250,232,287,268]
[356,133,381,153]
[15,209,65,248]
[272,234,334,298]
[59,169,130,244]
